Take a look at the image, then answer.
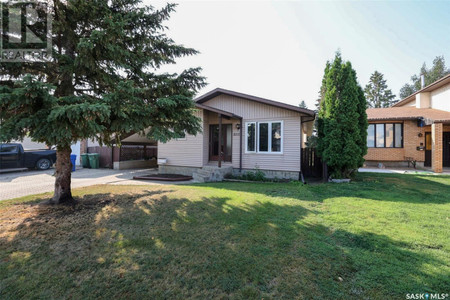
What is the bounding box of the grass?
[0,172,449,299]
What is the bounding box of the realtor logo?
[0,0,52,62]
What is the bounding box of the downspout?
[299,116,305,184]
[239,118,243,172]
[218,114,222,168]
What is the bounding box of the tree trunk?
[51,146,74,204]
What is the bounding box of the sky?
[148,0,450,109]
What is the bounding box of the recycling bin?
[70,154,77,172]
[88,153,100,169]
[81,153,90,168]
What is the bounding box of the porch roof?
[366,107,450,124]
[195,103,242,119]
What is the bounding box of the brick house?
[365,74,450,172]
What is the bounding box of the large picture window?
[367,123,403,148]
[245,121,283,153]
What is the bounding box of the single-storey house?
[157,88,315,181]
[365,74,450,172]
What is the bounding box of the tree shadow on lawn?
[0,188,448,299]
[200,172,450,205]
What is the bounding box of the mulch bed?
[133,174,193,181]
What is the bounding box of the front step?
[193,166,233,183]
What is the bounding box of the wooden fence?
[87,145,157,168]
[301,148,323,178]
[119,145,157,161]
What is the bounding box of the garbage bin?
[81,153,90,168]
[88,153,100,169]
[70,154,77,172]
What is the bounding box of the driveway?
[0,168,192,201]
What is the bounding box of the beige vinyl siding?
[241,117,300,171]
[431,83,450,111]
[157,110,204,167]
[205,94,300,119]
[205,95,302,172]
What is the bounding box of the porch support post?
[218,114,222,168]
[239,118,243,172]
[432,122,443,173]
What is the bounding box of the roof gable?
[393,74,450,107]
[195,88,315,117]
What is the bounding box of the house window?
[271,122,282,152]
[245,121,283,153]
[259,123,269,152]
[367,123,403,148]
[246,122,256,152]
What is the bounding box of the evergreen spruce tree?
[0,1,205,203]
[399,56,450,99]
[298,100,308,109]
[364,71,396,108]
[317,52,368,179]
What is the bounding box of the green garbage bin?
[88,153,100,169]
[81,153,90,168]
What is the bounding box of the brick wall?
[365,120,427,162]
[432,123,443,173]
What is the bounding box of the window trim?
[368,122,403,148]
[245,120,283,154]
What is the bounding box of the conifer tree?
[0,1,205,203]
[317,52,368,179]
[364,71,396,108]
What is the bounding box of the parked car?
[0,143,57,170]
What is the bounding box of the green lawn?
[0,173,449,299]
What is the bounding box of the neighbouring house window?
[385,124,394,147]
[376,124,385,147]
[246,122,256,152]
[245,121,283,153]
[367,123,403,148]
[367,125,375,147]
[395,123,402,147]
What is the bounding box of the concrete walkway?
[359,167,450,175]
[0,168,193,201]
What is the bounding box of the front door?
[444,132,450,167]
[425,132,432,167]
[209,124,232,162]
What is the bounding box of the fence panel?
[119,145,157,162]
[301,148,323,178]
[87,146,113,168]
